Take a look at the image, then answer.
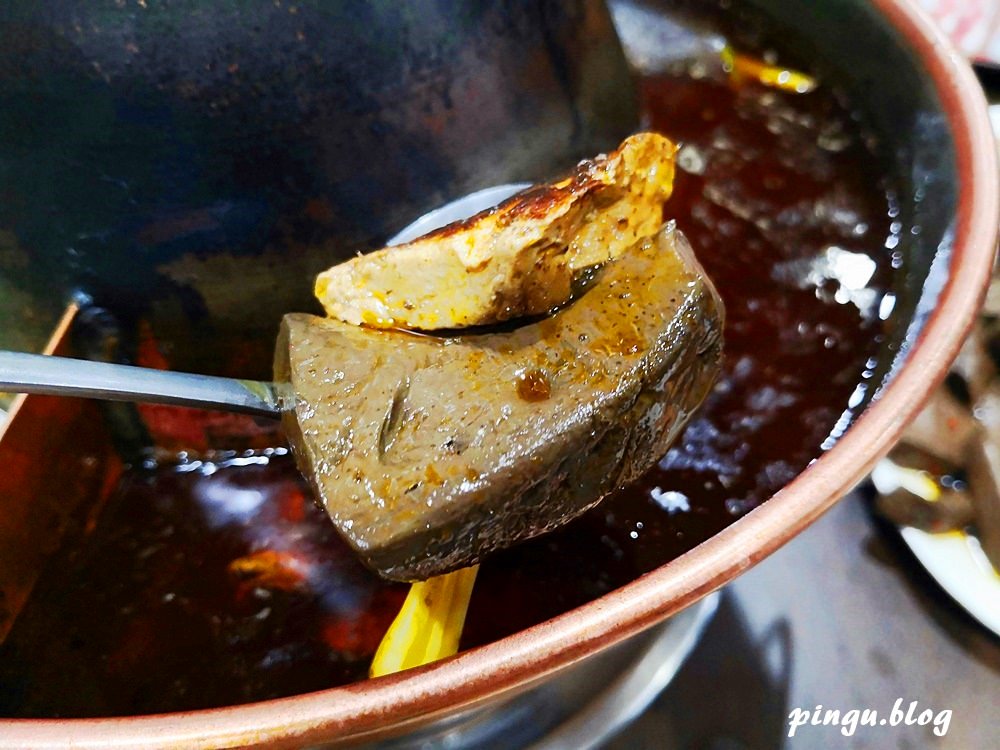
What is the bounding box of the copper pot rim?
[4,0,999,747]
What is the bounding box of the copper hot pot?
[0,0,996,746]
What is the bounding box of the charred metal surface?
[0,0,637,379]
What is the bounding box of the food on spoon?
[313,132,677,330]
[277,223,723,581]
[314,133,704,663]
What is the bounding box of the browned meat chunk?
[313,133,677,330]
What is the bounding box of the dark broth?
[0,62,894,716]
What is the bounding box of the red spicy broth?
[0,64,896,715]
[465,69,896,643]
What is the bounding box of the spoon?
[0,184,528,417]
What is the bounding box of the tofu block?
[314,133,677,330]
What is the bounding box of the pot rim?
[3,0,997,747]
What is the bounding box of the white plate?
[871,459,1000,635]
[899,527,1000,636]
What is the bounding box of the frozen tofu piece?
[277,225,723,580]
[314,132,677,330]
